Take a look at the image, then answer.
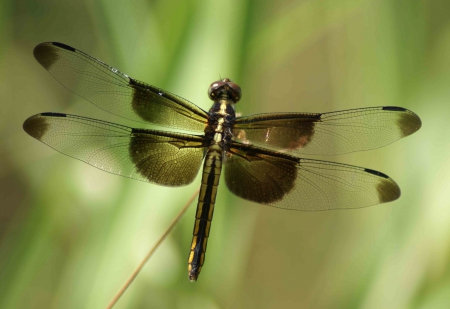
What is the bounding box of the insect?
[23,42,422,281]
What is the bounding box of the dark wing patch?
[224,142,400,210]
[33,42,208,133]
[232,106,421,155]
[23,113,206,186]
[225,146,297,204]
[233,113,317,151]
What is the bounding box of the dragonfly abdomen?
[188,146,223,281]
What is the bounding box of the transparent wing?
[33,42,208,133]
[23,113,207,186]
[224,142,400,210]
[232,106,421,155]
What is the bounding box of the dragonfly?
[23,42,422,281]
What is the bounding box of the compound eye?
[208,81,226,100]
[227,82,242,103]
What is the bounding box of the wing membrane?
[23,113,206,186]
[33,42,208,133]
[224,142,400,210]
[232,106,421,155]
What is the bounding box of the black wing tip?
[364,167,402,203]
[364,168,389,179]
[34,42,75,52]
[40,112,67,117]
[33,42,76,70]
[382,106,406,111]
[23,112,67,140]
[50,42,76,52]
[382,106,422,136]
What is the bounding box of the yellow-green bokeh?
[1,0,450,308]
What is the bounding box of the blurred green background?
[1,0,450,308]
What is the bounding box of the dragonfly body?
[24,42,422,281]
[189,83,238,281]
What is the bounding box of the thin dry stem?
[105,189,199,309]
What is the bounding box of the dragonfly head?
[208,78,241,103]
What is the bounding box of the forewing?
[232,106,421,155]
[23,113,206,186]
[33,42,208,133]
[224,143,400,210]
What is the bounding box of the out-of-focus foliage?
[1,0,449,308]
